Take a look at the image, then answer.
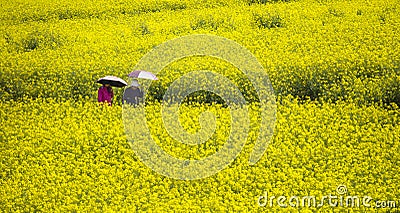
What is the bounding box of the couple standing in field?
[98,79,143,106]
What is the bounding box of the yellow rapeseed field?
[1,0,399,211]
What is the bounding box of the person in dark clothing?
[123,79,143,105]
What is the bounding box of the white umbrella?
[127,70,158,80]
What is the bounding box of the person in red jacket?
[98,84,114,106]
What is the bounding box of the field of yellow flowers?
[1,0,399,211]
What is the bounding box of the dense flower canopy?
[1,0,399,211]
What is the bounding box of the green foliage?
[247,0,292,4]
[4,31,64,52]
[254,13,284,29]
[191,15,227,31]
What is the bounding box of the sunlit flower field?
[1,0,399,211]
